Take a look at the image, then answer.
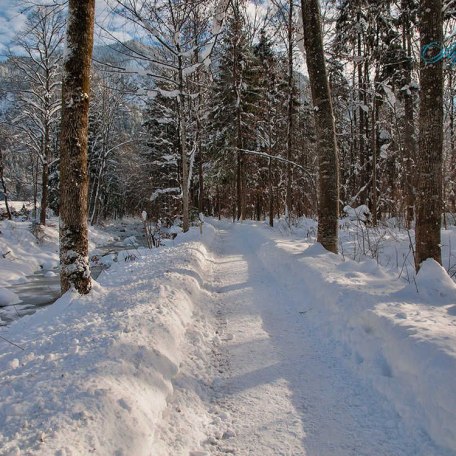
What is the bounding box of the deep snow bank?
[0,217,117,310]
[0,224,216,455]
[259,226,456,453]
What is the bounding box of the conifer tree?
[209,7,259,220]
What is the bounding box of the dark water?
[0,239,145,326]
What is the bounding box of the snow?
[382,83,397,107]
[0,288,21,306]
[151,187,180,202]
[343,204,371,222]
[0,218,455,455]
[0,224,216,455]
[0,220,60,288]
[0,210,116,293]
[212,0,231,36]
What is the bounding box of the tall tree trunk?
[40,161,49,225]
[268,158,274,227]
[301,0,339,253]
[371,94,379,226]
[415,0,443,269]
[40,63,53,227]
[59,0,95,294]
[236,148,242,220]
[40,120,50,226]
[198,127,204,214]
[357,11,366,204]
[286,0,294,221]
[449,71,456,213]
[402,0,416,229]
[0,148,12,220]
[178,55,190,233]
[193,22,204,216]
[33,155,38,222]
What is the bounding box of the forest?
[0,0,452,253]
[0,0,456,455]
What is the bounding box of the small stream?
[0,228,147,326]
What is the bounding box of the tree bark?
[268,158,274,227]
[40,116,51,226]
[415,0,443,269]
[371,96,377,226]
[59,0,95,294]
[402,0,416,229]
[40,161,48,225]
[286,0,294,221]
[301,0,339,253]
[0,148,12,220]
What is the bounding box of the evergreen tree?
[209,7,260,220]
[143,88,181,222]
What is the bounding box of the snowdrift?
[0,224,216,455]
[260,228,456,453]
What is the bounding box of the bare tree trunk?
[33,155,38,222]
[402,0,416,229]
[371,99,377,226]
[40,161,49,225]
[236,149,242,220]
[177,49,190,232]
[449,71,456,213]
[301,0,339,253]
[0,148,12,220]
[415,0,443,269]
[193,20,204,216]
[40,120,50,226]
[285,0,294,221]
[268,158,274,227]
[59,0,95,294]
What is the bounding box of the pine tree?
[143,88,181,222]
[209,7,260,220]
[254,31,288,226]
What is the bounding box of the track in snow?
[161,220,450,456]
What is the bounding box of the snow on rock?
[0,224,216,455]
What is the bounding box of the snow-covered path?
[196,221,450,456]
[1,220,454,455]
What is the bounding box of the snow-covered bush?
[343,204,372,223]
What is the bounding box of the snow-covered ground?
[0,218,455,455]
[0,214,145,317]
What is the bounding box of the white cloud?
[0,1,27,57]
[0,0,135,58]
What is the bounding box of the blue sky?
[0,0,133,59]
[0,1,27,58]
